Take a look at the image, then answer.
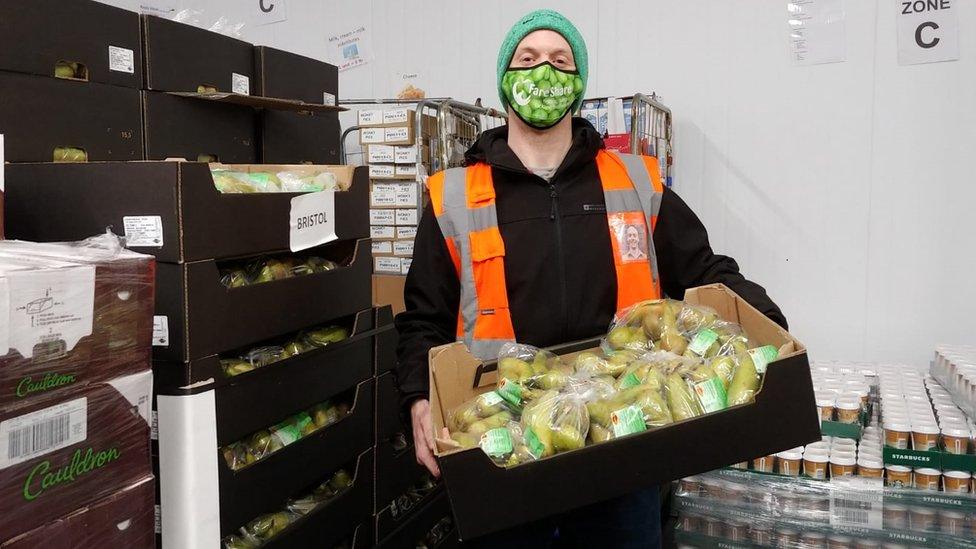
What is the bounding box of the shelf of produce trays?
[374,472,443,542]
[673,471,976,548]
[153,305,389,391]
[218,448,373,549]
[429,284,819,541]
[375,306,398,376]
[156,377,374,546]
[377,489,458,549]
[4,162,368,263]
[377,370,406,440]
[0,234,155,408]
[154,238,372,362]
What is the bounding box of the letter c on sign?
[915,21,940,49]
[260,0,275,13]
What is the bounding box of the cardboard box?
[357,109,384,127]
[370,183,398,207]
[370,209,396,226]
[395,208,419,226]
[372,182,419,207]
[0,370,152,540]
[383,108,414,125]
[395,183,420,207]
[372,241,393,255]
[0,72,142,162]
[143,91,257,163]
[153,238,372,362]
[429,284,819,540]
[400,259,412,276]
[374,257,401,275]
[374,434,426,514]
[260,111,339,165]
[156,377,375,545]
[395,164,418,178]
[393,240,414,257]
[4,162,369,263]
[396,226,418,240]
[372,275,406,318]
[394,146,417,165]
[367,145,396,164]
[1,475,155,549]
[370,226,395,241]
[369,164,396,179]
[360,127,385,145]
[142,15,254,94]
[383,125,415,146]
[375,489,455,548]
[253,46,337,104]
[0,0,142,88]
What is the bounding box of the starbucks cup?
[803,452,829,479]
[836,397,861,424]
[943,427,972,454]
[857,455,884,478]
[817,395,837,421]
[910,423,940,451]
[750,524,772,545]
[884,421,911,449]
[752,454,777,473]
[776,450,803,476]
[827,534,854,549]
[801,531,827,548]
[774,528,799,548]
[909,506,937,532]
[885,465,912,488]
[939,510,967,535]
[883,503,909,529]
[702,516,722,537]
[725,519,748,542]
[829,454,857,478]
[679,513,701,532]
[854,539,881,549]
[679,476,702,495]
[944,470,972,493]
[913,468,941,490]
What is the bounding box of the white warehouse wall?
[97,0,976,367]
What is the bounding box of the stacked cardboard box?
[0,236,156,546]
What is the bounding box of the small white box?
[395,208,419,226]
[358,109,384,126]
[372,241,393,254]
[369,208,396,225]
[384,126,412,145]
[400,258,413,275]
[394,183,419,207]
[369,164,396,179]
[383,108,414,125]
[360,127,384,144]
[367,145,395,164]
[370,183,397,207]
[395,164,418,177]
[370,225,396,240]
[397,226,418,239]
[374,256,402,274]
[394,146,417,164]
[394,240,414,257]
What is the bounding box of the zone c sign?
[897,0,959,65]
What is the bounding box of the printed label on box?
[322,92,336,106]
[0,397,88,470]
[367,145,395,164]
[232,73,250,95]
[396,226,417,239]
[372,241,392,254]
[395,164,418,177]
[8,265,95,358]
[394,146,417,164]
[368,164,395,179]
[360,128,384,144]
[394,184,418,207]
[829,476,883,529]
[358,109,383,126]
[395,208,419,226]
[151,410,158,441]
[370,209,396,225]
[393,240,414,257]
[154,504,161,533]
[374,257,401,274]
[123,216,164,248]
[370,184,397,207]
[152,315,169,347]
[371,225,396,240]
[289,191,337,252]
[108,45,135,74]
[400,258,412,275]
[383,108,411,124]
[384,126,410,143]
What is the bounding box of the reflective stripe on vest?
[431,150,664,360]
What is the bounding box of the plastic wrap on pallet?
[0,233,154,408]
[0,370,152,541]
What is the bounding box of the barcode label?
[829,476,883,529]
[0,397,87,469]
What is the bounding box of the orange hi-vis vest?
[427,150,665,360]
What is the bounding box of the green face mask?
[502,62,583,129]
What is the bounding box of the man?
[395,9,786,547]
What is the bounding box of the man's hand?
[410,399,449,477]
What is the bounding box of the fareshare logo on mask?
[511,79,574,107]
[503,62,582,129]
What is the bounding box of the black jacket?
[394,118,786,410]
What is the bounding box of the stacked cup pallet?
[0,237,156,547]
[1,2,385,546]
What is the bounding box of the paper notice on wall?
[788,0,847,65]
[139,1,177,16]
[253,0,288,26]
[897,0,959,65]
[328,26,371,71]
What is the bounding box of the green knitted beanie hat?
[497,9,588,113]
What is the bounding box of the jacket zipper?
[549,182,569,342]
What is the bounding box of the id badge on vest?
[608,212,650,264]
